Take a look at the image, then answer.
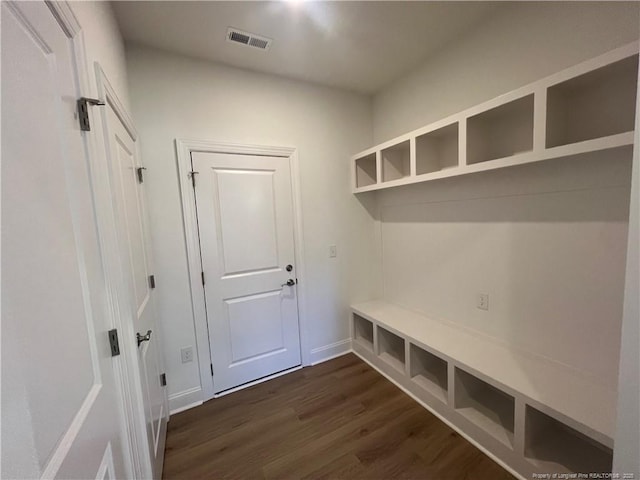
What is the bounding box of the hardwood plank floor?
[163,353,515,480]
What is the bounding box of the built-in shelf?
[381,140,410,182]
[377,326,405,373]
[351,43,638,193]
[455,367,515,448]
[354,153,377,188]
[416,123,459,175]
[350,301,617,478]
[546,55,639,148]
[409,344,448,403]
[525,406,613,474]
[353,314,374,352]
[467,94,534,165]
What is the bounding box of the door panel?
[216,169,280,273]
[114,137,150,312]
[192,152,301,393]
[1,2,128,478]
[226,290,286,363]
[103,104,168,478]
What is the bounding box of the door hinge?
[137,167,147,184]
[108,329,120,357]
[201,271,205,286]
[160,373,167,387]
[149,275,156,289]
[210,363,214,376]
[77,97,105,131]
[189,171,199,188]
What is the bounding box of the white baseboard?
[309,339,352,366]
[168,386,203,415]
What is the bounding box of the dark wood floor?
[163,353,514,479]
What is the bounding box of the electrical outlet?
[477,293,489,311]
[181,346,194,363]
[329,245,337,258]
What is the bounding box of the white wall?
[374,2,640,144]
[125,46,377,411]
[378,154,631,387]
[70,1,130,110]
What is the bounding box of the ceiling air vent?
[226,28,272,51]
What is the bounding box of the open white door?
[191,152,302,393]
[101,96,168,477]
[2,2,131,478]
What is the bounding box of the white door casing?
[1,2,130,478]
[100,90,168,478]
[176,140,309,403]
[192,151,302,393]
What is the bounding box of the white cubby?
[467,94,534,165]
[454,368,515,448]
[409,344,448,403]
[525,406,613,474]
[354,153,377,188]
[415,123,459,175]
[351,44,638,193]
[353,314,374,352]
[546,55,639,148]
[381,140,410,182]
[351,301,619,477]
[377,326,405,373]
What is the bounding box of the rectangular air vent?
[226,28,272,51]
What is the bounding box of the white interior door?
[1,2,130,478]
[103,104,168,478]
[192,152,302,393]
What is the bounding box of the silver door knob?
[281,279,295,287]
[136,329,152,347]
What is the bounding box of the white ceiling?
[113,1,500,94]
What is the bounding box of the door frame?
[93,64,159,479]
[176,139,310,401]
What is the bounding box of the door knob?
[136,329,152,347]
[281,279,295,287]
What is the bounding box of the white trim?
[351,349,526,480]
[309,339,352,366]
[168,387,204,415]
[95,64,137,141]
[41,385,101,479]
[45,0,81,36]
[175,139,310,403]
[170,400,204,416]
[213,366,303,398]
[95,443,115,480]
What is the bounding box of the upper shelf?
[352,43,639,193]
